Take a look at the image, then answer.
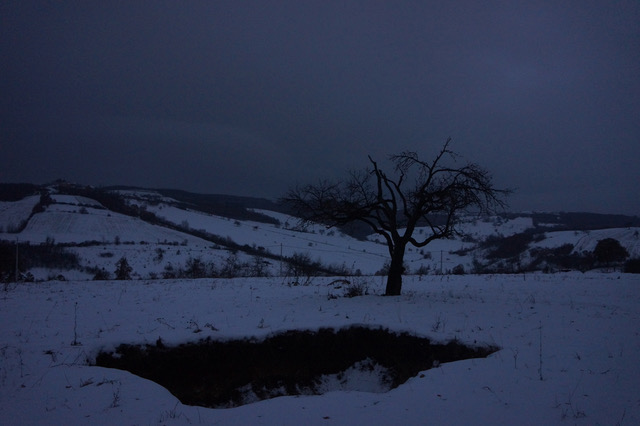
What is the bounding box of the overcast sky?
[2,1,639,215]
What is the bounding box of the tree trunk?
[385,246,406,296]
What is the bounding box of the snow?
[1,273,639,425]
[50,194,104,207]
[17,207,203,245]
[147,204,391,274]
[0,195,39,233]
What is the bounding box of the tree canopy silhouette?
[284,138,510,295]
[593,238,629,267]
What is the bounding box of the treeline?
[471,231,638,273]
[500,212,640,231]
[0,240,80,281]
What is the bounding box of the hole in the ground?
[94,326,498,408]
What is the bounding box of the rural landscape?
[1,181,639,424]
[4,1,639,424]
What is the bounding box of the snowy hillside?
[1,186,639,281]
[0,194,39,232]
[145,203,390,274]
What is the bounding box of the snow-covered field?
[1,273,639,425]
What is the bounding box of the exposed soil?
[94,326,498,408]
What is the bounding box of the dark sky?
[2,1,639,215]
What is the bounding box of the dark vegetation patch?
[528,244,593,272]
[0,240,80,281]
[482,231,543,260]
[94,326,498,408]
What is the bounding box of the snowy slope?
[50,194,104,207]
[1,190,639,280]
[146,204,391,274]
[7,197,252,281]
[19,205,200,245]
[0,195,39,232]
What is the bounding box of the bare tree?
[283,138,510,295]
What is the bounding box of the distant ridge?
[0,183,41,201]
[502,211,640,231]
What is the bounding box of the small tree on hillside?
[593,238,629,267]
[284,138,509,295]
[114,256,133,280]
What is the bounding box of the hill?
[0,181,639,281]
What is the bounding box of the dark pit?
[94,326,498,408]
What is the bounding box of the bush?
[286,252,322,284]
[594,238,629,266]
[154,248,165,263]
[343,278,370,298]
[220,254,243,278]
[184,256,209,278]
[162,263,178,279]
[484,232,537,260]
[250,256,270,277]
[114,257,133,280]
[451,264,465,275]
[414,264,431,276]
[92,268,110,280]
[527,244,592,272]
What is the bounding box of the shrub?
[93,268,110,280]
[527,244,592,272]
[343,278,370,298]
[250,256,270,277]
[593,238,629,267]
[162,263,177,279]
[451,264,465,275]
[154,248,165,263]
[414,264,431,276]
[220,254,243,278]
[484,232,537,260]
[114,257,133,280]
[286,252,322,284]
[184,256,209,279]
